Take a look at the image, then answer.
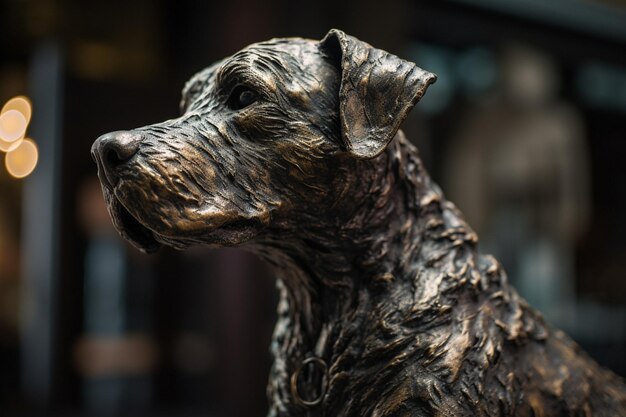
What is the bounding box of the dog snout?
[92,130,142,187]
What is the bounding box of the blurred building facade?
[0,0,625,416]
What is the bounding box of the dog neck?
[250,131,546,413]
[251,132,425,327]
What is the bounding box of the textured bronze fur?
[92,29,626,416]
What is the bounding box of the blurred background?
[1,0,625,416]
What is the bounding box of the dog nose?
[91,130,142,186]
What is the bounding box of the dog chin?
[201,217,264,246]
[103,186,265,252]
[103,187,163,253]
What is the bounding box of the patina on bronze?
[92,29,626,416]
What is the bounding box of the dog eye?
[228,86,258,110]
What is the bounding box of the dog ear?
[319,29,436,159]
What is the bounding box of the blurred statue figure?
[444,43,591,323]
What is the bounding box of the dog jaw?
[101,185,162,253]
[100,166,275,252]
[108,187,273,252]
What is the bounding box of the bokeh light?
[1,96,32,124]
[5,138,38,178]
[0,136,23,152]
[0,110,27,142]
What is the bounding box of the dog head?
[91,29,436,253]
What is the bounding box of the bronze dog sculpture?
[92,29,626,416]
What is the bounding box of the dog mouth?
[105,188,162,253]
[103,185,267,252]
